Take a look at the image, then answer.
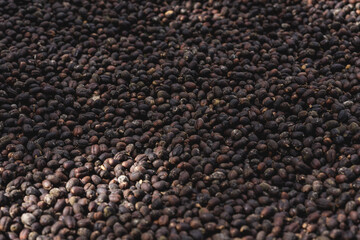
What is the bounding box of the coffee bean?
[0,217,12,232]
[21,213,36,226]
[152,181,168,191]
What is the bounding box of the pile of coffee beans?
[1,0,360,239]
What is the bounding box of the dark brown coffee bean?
[152,181,168,191]
[0,217,12,232]
[70,186,85,196]
[63,216,76,229]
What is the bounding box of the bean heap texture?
[1,0,360,239]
